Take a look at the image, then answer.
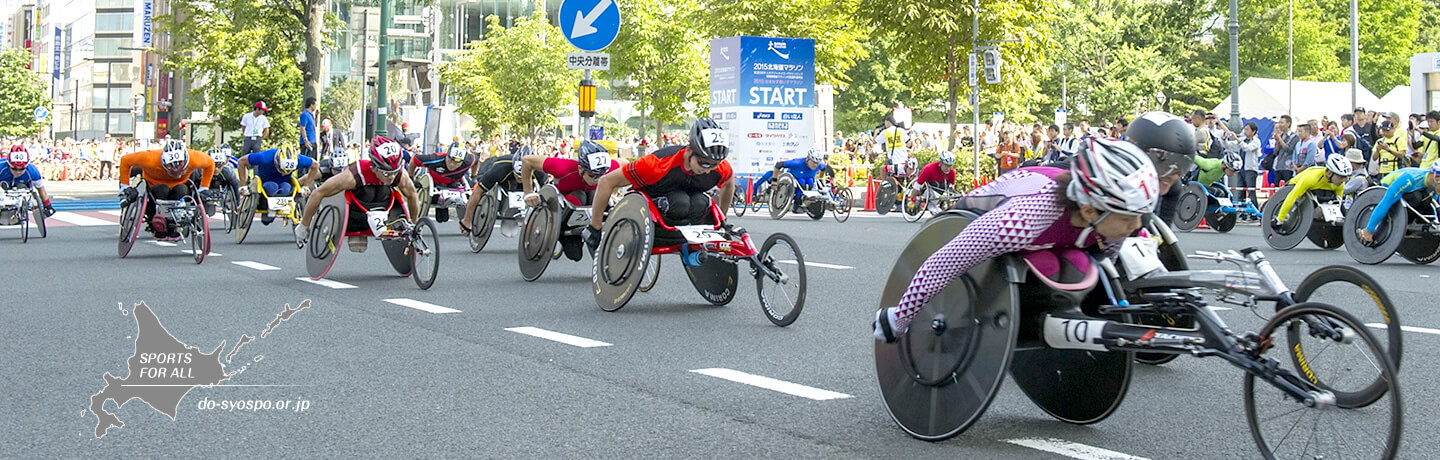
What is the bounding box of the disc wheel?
[1132,312,1195,365]
[1172,182,1205,232]
[411,218,440,290]
[833,188,852,223]
[1290,265,1403,407]
[1342,187,1405,265]
[593,194,653,312]
[875,212,1019,441]
[638,254,661,293]
[756,233,806,326]
[1261,185,1313,250]
[118,196,146,258]
[468,192,497,253]
[1244,302,1401,459]
[769,175,795,220]
[233,191,260,244]
[221,187,239,233]
[1210,211,1237,232]
[518,194,560,282]
[305,198,347,280]
[804,200,824,220]
[874,178,897,216]
[731,188,747,217]
[29,190,45,238]
[1396,235,1440,264]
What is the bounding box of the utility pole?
[1349,0,1358,110]
[971,0,979,183]
[374,0,392,139]
[1228,0,1241,131]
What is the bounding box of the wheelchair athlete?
[119,139,216,241]
[585,118,736,253]
[237,144,320,225]
[1272,155,1352,227]
[295,137,420,253]
[908,150,958,200]
[459,145,544,234]
[874,138,1160,342]
[752,146,833,211]
[1193,152,1241,197]
[197,144,241,198]
[1357,162,1440,243]
[411,143,477,223]
[0,146,56,216]
[518,139,620,260]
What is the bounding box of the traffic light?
[983,49,1002,84]
[578,79,596,118]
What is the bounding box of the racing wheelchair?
[117,181,212,264]
[1172,181,1263,233]
[0,185,46,242]
[766,173,853,222]
[234,177,306,246]
[1342,186,1440,265]
[414,166,470,225]
[873,157,920,216]
[898,183,963,223]
[516,184,663,287]
[466,187,529,253]
[875,211,1402,458]
[303,190,440,290]
[592,191,806,326]
[1261,185,1346,250]
[200,147,242,234]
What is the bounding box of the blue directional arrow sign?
[33,106,49,121]
[559,0,620,52]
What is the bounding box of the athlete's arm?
[716,177,736,213]
[396,171,420,221]
[519,156,547,204]
[236,154,254,189]
[194,153,215,189]
[301,170,355,227]
[1365,174,1418,233]
[587,169,629,231]
[118,152,136,187]
[1275,173,1315,222]
[300,159,320,188]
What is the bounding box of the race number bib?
[1216,197,1233,207]
[506,192,526,210]
[1043,316,1109,352]
[1320,203,1343,223]
[365,211,389,236]
[1118,237,1165,281]
[0,193,22,208]
[677,225,724,243]
[568,208,592,227]
[268,197,294,212]
[330,152,349,167]
[438,190,466,205]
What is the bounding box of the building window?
[96,13,134,32]
[96,0,134,7]
[93,38,130,57]
[93,87,132,107]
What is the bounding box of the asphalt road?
[3,206,1435,458]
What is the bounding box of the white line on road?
[776,260,854,270]
[97,210,123,217]
[384,298,461,314]
[504,327,611,348]
[50,212,115,226]
[180,250,219,256]
[1366,323,1440,335]
[232,261,281,271]
[1206,306,1232,311]
[1003,438,1150,460]
[295,277,357,289]
[151,241,176,247]
[689,368,851,401]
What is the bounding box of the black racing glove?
[44,204,56,217]
[119,187,139,206]
[583,225,602,252]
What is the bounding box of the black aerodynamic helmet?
[576,140,612,175]
[1126,111,1197,178]
[687,118,730,162]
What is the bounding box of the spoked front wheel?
[1244,302,1401,459]
[755,233,806,326]
[189,214,210,264]
[901,193,926,223]
[731,189,748,217]
[1291,265,1403,377]
[411,218,440,290]
[468,193,496,253]
[833,188,852,223]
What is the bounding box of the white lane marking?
[776,260,854,270]
[52,195,76,200]
[1366,323,1440,335]
[1206,306,1231,311]
[98,210,124,217]
[384,298,461,314]
[232,261,281,271]
[180,250,219,256]
[50,212,115,226]
[151,241,176,247]
[504,327,611,348]
[295,277,357,289]
[1004,438,1150,460]
[689,368,851,401]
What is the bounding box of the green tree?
[1421,0,1440,53]
[439,40,506,137]
[1034,0,1175,123]
[0,48,51,137]
[601,0,709,138]
[320,76,363,133]
[833,33,942,134]
[1354,0,1422,94]
[858,0,1053,149]
[695,0,872,87]
[442,3,578,140]
[213,64,305,146]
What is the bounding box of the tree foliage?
[320,76,363,133]
[601,0,709,137]
[695,0,872,87]
[0,48,51,137]
[832,33,942,134]
[440,3,579,140]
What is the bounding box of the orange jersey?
[621,145,733,195]
[119,149,215,188]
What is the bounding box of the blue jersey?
[247,150,314,183]
[1365,168,1431,233]
[780,157,826,183]
[0,164,44,188]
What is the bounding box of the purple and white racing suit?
[885,167,1123,333]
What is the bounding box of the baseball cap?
[254,101,271,111]
[1353,107,1366,113]
[1379,120,1395,130]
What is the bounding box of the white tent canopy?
[1376,86,1413,119]
[1210,78,1381,122]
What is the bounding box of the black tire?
[756,233,806,326]
[874,178,897,215]
[190,199,210,264]
[1210,211,1237,232]
[1261,185,1312,250]
[833,187,852,223]
[233,192,260,244]
[1342,187,1404,265]
[638,255,661,293]
[221,187,239,233]
[1172,182,1205,232]
[731,189,747,217]
[468,192,496,253]
[30,190,45,238]
[1291,265,1403,407]
[1245,303,1401,460]
[412,218,440,290]
[118,195,146,258]
[1397,235,1440,264]
[19,201,28,243]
